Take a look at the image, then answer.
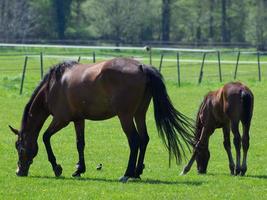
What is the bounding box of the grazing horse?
[181,82,253,176]
[9,58,194,182]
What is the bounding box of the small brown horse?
[9,58,194,182]
[181,82,253,176]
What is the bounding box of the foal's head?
[9,125,37,176]
[196,146,210,174]
[194,96,211,174]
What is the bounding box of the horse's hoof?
[180,166,190,175]
[180,170,186,176]
[129,177,141,182]
[72,171,81,177]
[235,168,241,176]
[119,176,129,183]
[240,168,247,176]
[54,165,63,177]
[133,175,141,179]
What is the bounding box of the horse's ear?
[8,125,19,135]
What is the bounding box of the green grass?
[0,50,267,199]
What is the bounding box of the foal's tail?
[144,66,195,164]
[241,90,254,125]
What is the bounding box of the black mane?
[21,60,78,129]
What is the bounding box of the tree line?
[0,0,266,50]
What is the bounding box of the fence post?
[257,52,261,81]
[20,56,28,95]
[217,51,222,82]
[159,53,164,72]
[177,52,181,87]
[40,52,43,79]
[234,51,240,80]
[93,52,96,63]
[198,52,206,84]
[149,48,152,65]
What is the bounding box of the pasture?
[0,47,266,199]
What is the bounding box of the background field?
[0,47,266,199]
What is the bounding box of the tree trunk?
[221,0,230,43]
[53,0,72,40]
[209,0,215,40]
[162,0,171,41]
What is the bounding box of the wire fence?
[0,43,266,94]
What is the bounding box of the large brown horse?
[181,82,253,176]
[9,58,194,182]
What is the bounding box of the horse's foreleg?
[72,120,86,177]
[118,115,140,183]
[241,122,250,176]
[231,121,241,175]
[43,118,69,177]
[180,150,197,175]
[134,114,149,179]
[223,125,235,175]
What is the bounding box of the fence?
[0,43,266,94]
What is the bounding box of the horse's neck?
[22,87,49,141]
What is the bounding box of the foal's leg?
[222,125,235,175]
[118,115,140,183]
[134,114,149,178]
[231,121,241,175]
[72,120,86,177]
[240,122,250,176]
[43,118,69,177]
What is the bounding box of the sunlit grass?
[0,51,266,199]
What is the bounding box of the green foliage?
[1,0,267,48]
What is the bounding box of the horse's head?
[195,145,210,174]
[9,125,36,176]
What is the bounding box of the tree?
[255,0,267,50]
[221,0,230,43]
[52,0,72,39]
[88,0,155,45]
[162,0,171,41]
[0,0,37,42]
[208,0,215,41]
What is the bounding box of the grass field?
[0,48,266,199]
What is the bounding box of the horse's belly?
[82,106,116,120]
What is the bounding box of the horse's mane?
[21,60,78,128]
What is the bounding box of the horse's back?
[52,58,148,120]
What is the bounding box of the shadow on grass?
[245,175,267,179]
[29,175,204,186]
[203,172,267,180]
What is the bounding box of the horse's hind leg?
[231,121,241,175]
[43,118,69,177]
[222,124,235,175]
[240,122,251,176]
[72,120,86,177]
[118,115,140,183]
[134,113,149,179]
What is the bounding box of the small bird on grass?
[96,163,102,170]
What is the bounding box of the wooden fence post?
[198,52,206,84]
[20,56,28,95]
[177,52,181,87]
[234,51,240,80]
[217,51,222,82]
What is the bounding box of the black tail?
[241,90,253,124]
[144,66,195,164]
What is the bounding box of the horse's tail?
[241,89,253,125]
[144,66,195,164]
